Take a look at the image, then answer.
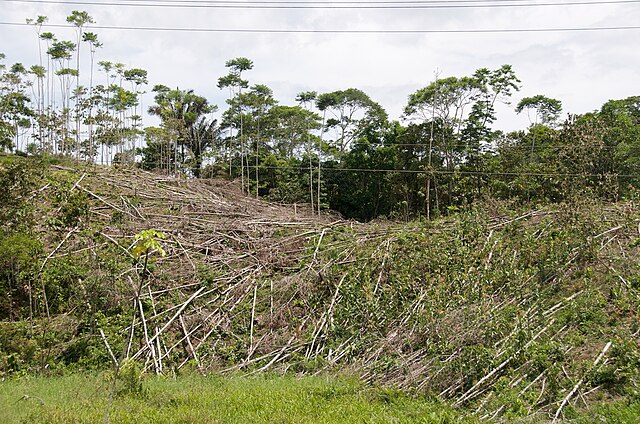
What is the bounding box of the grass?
[572,400,640,423]
[0,372,467,423]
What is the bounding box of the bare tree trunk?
[317,110,326,215]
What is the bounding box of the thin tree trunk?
[75,28,82,161]
[426,71,439,220]
[317,110,326,215]
[88,49,96,163]
[255,117,260,199]
[306,112,314,211]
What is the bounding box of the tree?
[108,83,141,163]
[315,89,387,215]
[463,65,521,147]
[29,64,46,150]
[516,94,562,159]
[405,75,481,210]
[105,229,166,423]
[516,95,562,126]
[595,96,640,190]
[296,91,319,209]
[0,60,33,152]
[138,126,175,173]
[148,86,217,177]
[405,65,521,212]
[406,76,481,171]
[82,31,102,161]
[218,57,253,191]
[316,88,387,159]
[26,15,48,149]
[325,122,398,221]
[67,11,94,159]
[47,39,76,154]
[0,93,33,152]
[263,104,321,201]
[123,68,148,155]
[223,83,275,196]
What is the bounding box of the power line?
[378,143,627,150]
[145,162,640,178]
[138,140,630,151]
[3,21,640,33]
[3,0,639,8]
[16,0,634,4]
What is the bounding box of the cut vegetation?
[1,155,639,422]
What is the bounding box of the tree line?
[1,11,639,220]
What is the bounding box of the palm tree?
[148,86,217,177]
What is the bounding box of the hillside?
[1,155,640,421]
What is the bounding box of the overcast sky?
[1,0,639,131]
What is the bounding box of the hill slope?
[1,156,639,421]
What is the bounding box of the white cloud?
[1,0,638,132]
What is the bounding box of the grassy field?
[2,372,640,423]
[0,372,466,423]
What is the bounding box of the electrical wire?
[3,21,640,33]
[16,0,636,4]
[141,162,640,178]
[128,141,636,150]
[3,0,640,8]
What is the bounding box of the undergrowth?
[1,159,640,422]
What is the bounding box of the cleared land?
[1,157,639,422]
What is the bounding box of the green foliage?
[0,232,42,320]
[116,359,147,397]
[516,94,563,125]
[41,257,88,314]
[0,156,44,230]
[131,229,167,259]
[0,373,467,423]
[147,87,217,177]
[47,172,91,228]
[0,321,39,374]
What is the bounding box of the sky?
[1,0,639,131]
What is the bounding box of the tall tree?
[148,86,217,177]
[296,90,318,209]
[405,65,520,211]
[597,96,640,187]
[0,62,33,152]
[67,11,94,159]
[48,39,76,154]
[82,31,102,161]
[516,94,562,158]
[464,65,521,146]
[405,76,481,172]
[26,15,48,149]
[316,88,387,159]
[223,83,275,196]
[123,68,148,155]
[39,31,56,151]
[516,94,562,126]
[138,126,175,173]
[218,57,253,192]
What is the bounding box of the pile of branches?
[20,164,640,421]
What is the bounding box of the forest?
[2,12,639,221]
[1,10,640,423]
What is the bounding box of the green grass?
[0,372,467,423]
[571,399,640,423]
